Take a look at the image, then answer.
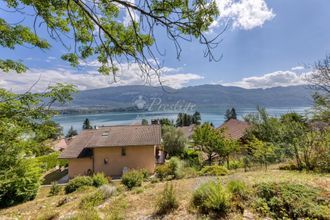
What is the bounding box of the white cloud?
[222,69,312,89]
[123,0,139,26]
[0,63,203,93]
[291,66,305,71]
[212,0,275,30]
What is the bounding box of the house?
[218,118,251,140]
[53,138,70,151]
[60,124,163,178]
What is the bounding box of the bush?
[79,190,105,209]
[65,176,93,194]
[49,181,61,196]
[191,180,231,216]
[0,159,42,208]
[255,182,330,219]
[138,168,150,179]
[199,165,229,176]
[155,157,183,180]
[121,170,143,190]
[182,148,202,169]
[155,164,172,180]
[105,197,128,220]
[181,167,199,178]
[155,183,179,215]
[92,173,109,187]
[226,180,249,199]
[227,159,243,170]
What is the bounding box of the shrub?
[155,164,172,180]
[191,180,231,216]
[227,159,243,170]
[255,182,330,219]
[279,161,299,171]
[0,159,42,208]
[49,181,61,196]
[155,157,183,180]
[181,167,199,178]
[105,197,128,220]
[155,183,179,215]
[79,190,105,209]
[65,176,93,194]
[226,180,249,199]
[139,168,150,179]
[98,185,117,199]
[121,170,143,190]
[182,148,202,169]
[199,165,229,176]
[92,173,109,187]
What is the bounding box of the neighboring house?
[53,138,70,151]
[60,125,163,178]
[177,125,195,140]
[218,118,251,140]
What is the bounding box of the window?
[121,147,126,156]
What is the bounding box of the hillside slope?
[61,85,313,111]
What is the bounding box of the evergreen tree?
[225,108,237,121]
[192,111,202,125]
[82,118,92,130]
[66,126,78,138]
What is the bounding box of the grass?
[0,165,329,219]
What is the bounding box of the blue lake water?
[54,106,311,134]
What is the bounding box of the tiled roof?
[60,124,161,159]
[218,119,251,140]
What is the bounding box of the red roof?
[218,119,251,140]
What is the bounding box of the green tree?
[246,137,275,170]
[66,126,78,138]
[225,108,237,121]
[1,0,220,77]
[192,123,222,165]
[192,111,202,125]
[159,118,174,126]
[82,118,92,130]
[0,84,76,207]
[141,119,149,125]
[162,126,187,157]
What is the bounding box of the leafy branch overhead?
[1,0,222,80]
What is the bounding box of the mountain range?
[58,84,314,113]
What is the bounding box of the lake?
[54,106,311,134]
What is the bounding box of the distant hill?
[59,84,313,113]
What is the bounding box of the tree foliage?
[192,123,236,165]
[176,111,201,127]
[83,118,92,129]
[1,0,222,79]
[307,55,330,123]
[0,84,76,207]
[225,108,237,121]
[66,126,78,138]
[162,125,187,157]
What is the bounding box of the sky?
[1,0,330,92]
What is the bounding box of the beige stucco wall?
[68,157,93,178]
[93,145,156,176]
